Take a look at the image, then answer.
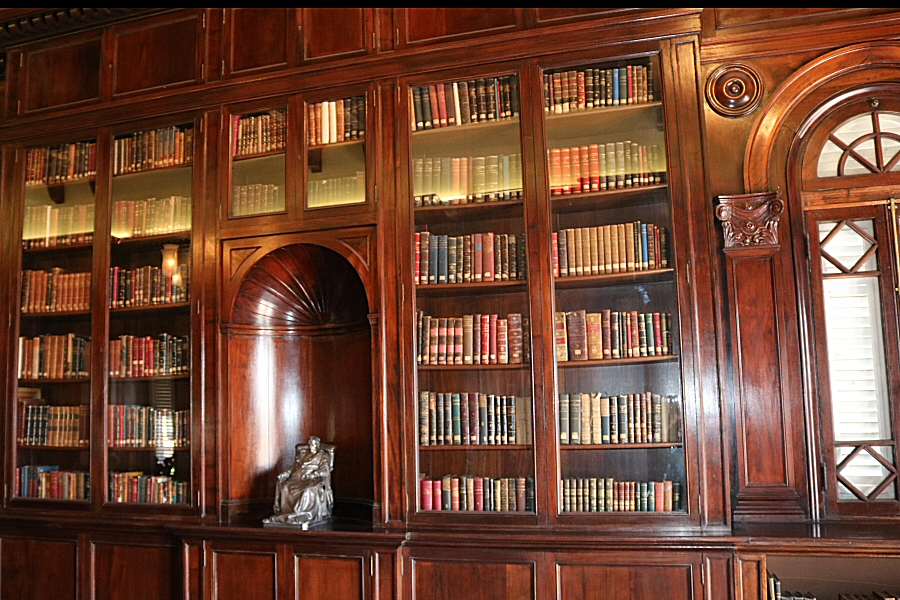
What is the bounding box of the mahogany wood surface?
[20,33,102,114]
[0,537,77,600]
[90,539,178,600]
[225,9,296,77]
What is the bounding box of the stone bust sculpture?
[264,436,335,527]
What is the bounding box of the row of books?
[544,63,654,114]
[109,263,190,308]
[108,472,189,504]
[411,76,520,132]
[21,269,91,314]
[18,403,89,448]
[108,406,190,448]
[109,334,190,378]
[553,222,668,277]
[15,466,89,500]
[110,196,192,239]
[417,392,533,447]
[25,141,97,185]
[112,125,194,175]
[232,109,286,157]
[306,96,366,146]
[555,309,673,362]
[412,154,524,206]
[558,392,682,445]
[232,183,285,216]
[416,231,527,285]
[548,142,663,195]
[560,478,681,513]
[419,475,535,512]
[307,173,366,208]
[416,312,530,366]
[22,204,94,248]
[17,334,91,380]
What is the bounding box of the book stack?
[416,231,526,285]
[767,572,820,599]
[419,475,534,512]
[111,196,192,238]
[17,334,91,379]
[107,406,190,448]
[412,153,524,205]
[418,391,532,446]
[558,392,681,445]
[411,76,520,132]
[109,263,189,308]
[554,309,673,361]
[232,108,287,157]
[560,478,681,512]
[22,204,95,249]
[547,142,663,195]
[108,472,189,504]
[554,223,668,277]
[25,141,97,185]
[306,95,366,145]
[18,404,89,447]
[544,63,654,113]
[21,269,91,313]
[112,125,194,175]
[416,312,529,365]
[16,466,90,500]
[232,183,285,216]
[109,333,189,378]
[307,172,366,208]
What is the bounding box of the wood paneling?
[21,34,101,113]
[110,12,203,97]
[398,8,524,47]
[532,8,648,27]
[91,542,176,600]
[295,555,363,600]
[300,8,369,62]
[558,562,695,600]
[0,538,77,600]
[210,550,277,600]
[411,559,534,600]
[225,9,296,77]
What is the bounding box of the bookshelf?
[106,123,195,508]
[408,72,537,518]
[229,106,287,218]
[13,139,97,502]
[544,55,687,517]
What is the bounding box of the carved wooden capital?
[715,192,784,248]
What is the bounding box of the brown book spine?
[454,317,464,365]
[497,318,509,364]
[566,310,588,361]
[508,313,523,364]
[489,314,499,364]
[555,312,569,362]
[481,314,491,365]
[436,84,448,127]
[482,232,495,282]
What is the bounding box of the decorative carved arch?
[744,42,900,192]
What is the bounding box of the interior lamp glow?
[162,244,180,282]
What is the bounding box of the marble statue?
[264,436,335,528]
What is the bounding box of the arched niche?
[221,242,374,523]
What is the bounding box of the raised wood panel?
[0,538,77,600]
[210,550,277,600]
[300,8,369,62]
[531,8,648,27]
[398,8,524,47]
[91,542,176,600]
[110,12,202,97]
[295,555,363,600]
[558,563,695,600]
[411,560,534,600]
[733,554,765,600]
[225,8,296,77]
[21,34,101,113]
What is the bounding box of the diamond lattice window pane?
[819,220,877,274]
[837,445,897,501]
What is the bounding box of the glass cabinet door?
[229,107,287,218]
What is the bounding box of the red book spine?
[654,312,663,355]
[414,232,421,285]
[474,477,484,511]
[474,233,483,282]
[552,232,559,277]
[436,84,448,127]
[429,85,442,129]
[480,315,490,364]
[432,480,442,511]
[489,314,498,364]
[420,477,432,510]
[482,232,494,282]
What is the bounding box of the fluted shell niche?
[224,244,374,522]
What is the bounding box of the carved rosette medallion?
[715,192,783,248]
[706,64,764,117]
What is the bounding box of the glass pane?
[15,140,97,501]
[877,111,900,136]
[543,56,685,515]
[306,95,366,209]
[107,124,194,506]
[817,139,843,178]
[837,445,897,501]
[831,113,873,145]
[411,72,535,515]
[843,155,872,176]
[822,275,891,442]
[819,220,877,274]
[231,108,287,217]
